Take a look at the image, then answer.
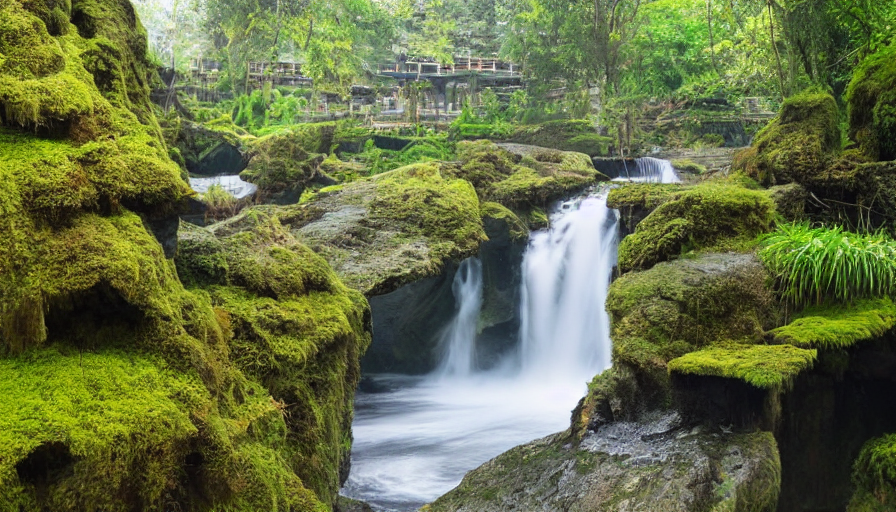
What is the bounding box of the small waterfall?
[435,258,483,377]
[518,190,618,379]
[615,157,681,183]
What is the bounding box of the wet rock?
[428,412,780,512]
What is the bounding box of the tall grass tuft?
[759,223,896,306]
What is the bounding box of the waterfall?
[343,160,683,511]
[518,189,618,380]
[615,157,681,183]
[435,257,483,377]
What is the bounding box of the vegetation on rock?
[732,90,840,186]
[616,183,774,272]
[848,434,896,512]
[759,223,896,306]
[846,44,896,161]
[770,298,896,350]
[667,344,817,390]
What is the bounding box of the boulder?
[427,414,780,512]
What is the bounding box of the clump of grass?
[202,184,241,222]
[759,223,896,306]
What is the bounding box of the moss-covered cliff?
[0,1,370,509]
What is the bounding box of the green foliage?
[359,135,456,176]
[668,344,816,390]
[846,43,896,161]
[848,434,896,512]
[759,223,896,306]
[770,298,896,349]
[617,184,775,273]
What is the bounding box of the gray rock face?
[428,412,780,512]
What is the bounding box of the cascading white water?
[518,191,617,380]
[342,161,680,512]
[436,258,483,377]
[615,157,681,183]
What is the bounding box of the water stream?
[342,160,679,511]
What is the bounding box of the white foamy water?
[189,175,257,199]
[435,258,483,377]
[343,164,679,511]
[612,157,681,183]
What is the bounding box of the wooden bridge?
[377,57,521,79]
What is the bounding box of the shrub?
[759,223,896,306]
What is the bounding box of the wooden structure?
[247,61,313,87]
[377,57,520,77]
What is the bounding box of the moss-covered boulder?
[176,216,371,502]
[450,140,607,224]
[507,119,612,157]
[847,434,896,512]
[732,90,840,186]
[603,253,778,408]
[0,0,371,509]
[427,419,780,512]
[214,162,487,297]
[846,44,896,162]
[615,183,775,273]
[239,123,336,204]
[606,182,682,236]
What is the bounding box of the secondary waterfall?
[614,157,680,183]
[343,161,680,511]
[436,258,483,377]
[519,192,617,379]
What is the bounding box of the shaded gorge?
[341,160,680,511]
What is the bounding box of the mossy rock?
[428,420,780,512]
[215,162,487,297]
[798,158,896,231]
[605,253,777,406]
[616,183,775,273]
[0,0,371,507]
[240,125,336,204]
[732,90,840,186]
[177,213,372,507]
[771,298,896,350]
[607,182,682,235]
[451,140,606,224]
[671,158,707,174]
[846,44,896,161]
[668,344,817,390]
[847,434,896,512]
[507,119,611,157]
[766,183,807,222]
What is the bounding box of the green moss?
[731,90,840,186]
[606,254,776,403]
[508,119,611,156]
[452,140,605,217]
[668,344,816,389]
[240,125,335,197]
[175,213,371,507]
[370,162,486,264]
[0,348,206,509]
[846,44,896,161]
[770,298,896,349]
[0,0,366,507]
[671,159,707,174]
[617,184,774,273]
[480,201,528,241]
[847,434,896,512]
